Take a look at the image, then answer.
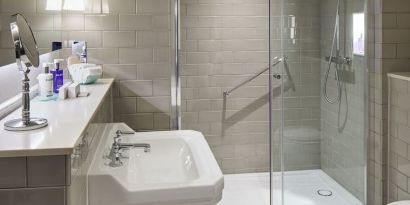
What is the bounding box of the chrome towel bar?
[223,56,286,97]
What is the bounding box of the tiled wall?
[388,76,410,202]
[319,0,367,202]
[0,1,391,204]
[281,0,321,171]
[0,0,323,174]
[368,0,410,204]
[179,0,322,173]
[0,0,172,130]
[384,1,410,202]
[180,0,271,173]
[367,0,384,204]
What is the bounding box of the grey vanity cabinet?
[0,127,108,205]
[0,88,112,205]
[0,155,68,205]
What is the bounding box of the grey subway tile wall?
[370,0,410,204]
[384,1,410,203]
[388,76,410,202]
[180,0,271,173]
[367,0,383,204]
[320,0,367,202]
[180,0,324,173]
[281,0,322,172]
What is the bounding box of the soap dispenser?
[37,63,54,99]
[51,59,64,93]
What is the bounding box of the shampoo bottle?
[52,59,65,93]
[37,63,53,99]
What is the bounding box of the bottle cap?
[53,59,65,70]
[42,63,53,73]
[53,59,64,64]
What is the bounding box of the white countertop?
[0,78,113,157]
[388,72,410,81]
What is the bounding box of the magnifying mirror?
[4,14,48,131]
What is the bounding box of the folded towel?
[68,63,102,84]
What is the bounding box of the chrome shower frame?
[170,0,181,130]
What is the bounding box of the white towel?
[68,63,102,84]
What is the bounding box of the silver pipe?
[223,56,285,97]
[170,0,181,130]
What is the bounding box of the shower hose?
[323,0,342,104]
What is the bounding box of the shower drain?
[317,189,333,197]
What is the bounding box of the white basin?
[88,123,224,205]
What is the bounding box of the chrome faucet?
[108,130,151,167]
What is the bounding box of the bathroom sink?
[88,123,224,205]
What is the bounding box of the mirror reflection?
[0,0,108,67]
[11,13,40,68]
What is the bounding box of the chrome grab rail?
[223,56,286,97]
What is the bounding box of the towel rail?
[223,56,286,97]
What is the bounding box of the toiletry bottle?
[37,63,53,98]
[80,42,87,63]
[52,59,65,93]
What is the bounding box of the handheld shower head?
[322,0,342,104]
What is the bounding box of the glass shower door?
[272,0,367,204]
[278,0,323,202]
[268,0,284,203]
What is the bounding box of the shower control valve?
[325,56,352,66]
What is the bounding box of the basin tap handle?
[114,130,135,143]
[115,130,135,137]
[114,148,120,160]
[108,146,123,167]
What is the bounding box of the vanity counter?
[0,78,113,157]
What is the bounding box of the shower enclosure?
[171,0,368,204]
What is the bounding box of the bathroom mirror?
[0,0,105,67]
[4,13,48,131]
[10,14,40,69]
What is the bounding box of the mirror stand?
[4,64,48,131]
[4,14,48,131]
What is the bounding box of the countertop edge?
[0,78,114,157]
[0,148,73,158]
